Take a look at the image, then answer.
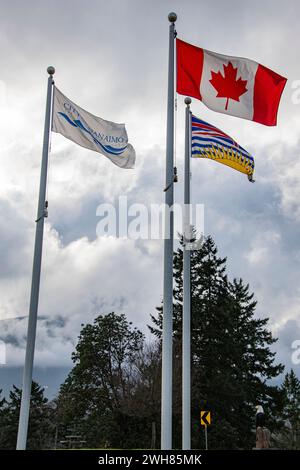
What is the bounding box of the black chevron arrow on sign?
[200,411,211,426]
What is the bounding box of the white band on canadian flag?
[200,49,259,121]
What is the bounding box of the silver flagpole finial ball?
[184,97,192,106]
[47,66,55,76]
[168,12,177,23]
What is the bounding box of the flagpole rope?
[163,29,178,193]
[174,94,177,168]
[45,79,55,213]
[173,25,178,186]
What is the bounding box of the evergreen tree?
[0,382,53,449]
[0,389,5,415]
[0,389,7,446]
[279,369,300,448]
[150,235,284,449]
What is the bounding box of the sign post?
[200,411,211,450]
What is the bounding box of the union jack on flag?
[191,115,255,181]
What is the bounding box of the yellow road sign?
[200,411,211,426]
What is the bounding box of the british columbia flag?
[191,115,255,181]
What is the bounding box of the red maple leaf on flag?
[209,62,248,110]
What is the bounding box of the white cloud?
[246,230,281,265]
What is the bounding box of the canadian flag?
[176,38,287,126]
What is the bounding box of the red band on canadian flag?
[253,64,287,126]
[176,39,203,100]
[176,38,287,126]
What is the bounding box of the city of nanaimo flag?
[191,115,255,182]
[52,87,135,169]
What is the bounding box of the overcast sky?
[0,0,300,397]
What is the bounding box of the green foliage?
[150,235,284,449]
[56,312,160,448]
[275,369,300,449]
[0,382,54,449]
[0,389,7,446]
[0,389,6,413]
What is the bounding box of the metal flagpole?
[161,12,176,450]
[16,66,55,450]
[182,97,191,449]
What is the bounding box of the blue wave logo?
[58,112,127,156]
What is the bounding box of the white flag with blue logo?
[52,87,135,169]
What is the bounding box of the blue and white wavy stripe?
[58,112,128,156]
